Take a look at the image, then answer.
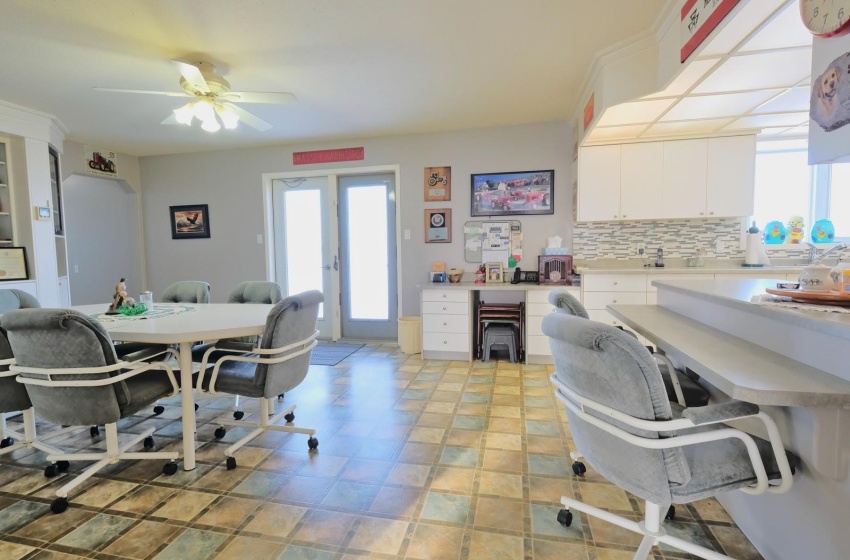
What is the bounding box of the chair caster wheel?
[214,427,226,439]
[162,462,178,476]
[572,461,586,476]
[284,412,295,423]
[233,411,244,420]
[0,437,13,448]
[44,464,60,478]
[153,405,165,415]
[50,497,68,514]
[278,394,284,400]
[307,437,319,450]
[557,508,573,527]
[90,426,99,437]
[143,436,155,449]
[665,505,675,520]
[57,461,70,472]
[194,403,199,411]
[226,457,237,470]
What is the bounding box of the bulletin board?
[464,220,523,266]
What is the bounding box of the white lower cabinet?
[526,286,580,364]
[421,289,471,360]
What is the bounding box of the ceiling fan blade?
[171,60,210,93]
[94,87,191,97]
[224,103,272,131]
[222,91,297,105]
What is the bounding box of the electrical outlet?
[635,242,646,255]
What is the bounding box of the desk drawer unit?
[421,289,471,360]
[526,287,581,364]
[583,274,646,292]
[583,291,646,310]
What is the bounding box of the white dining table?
[73,302,274,470]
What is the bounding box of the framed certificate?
[0,247,28,281]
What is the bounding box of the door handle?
[322,256,340,271]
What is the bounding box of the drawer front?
[527,287,580,304]
[527,302,558,317]
[423,332,470,353]
[423,313,469,334]
[647,292,657,305]
[422,289,469,303]
[582,273,646,292]
[646,273,713,292]
[583,291,646,310]
[527,335,552,356]
[527,316,545,337]
[422,301,469,315]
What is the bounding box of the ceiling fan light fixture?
[174,102,195,125]
[193,99,215,122]
[201,116,221,133]
[216,104,239,129]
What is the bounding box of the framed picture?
[0,247,29,281]
[485,262,503,283]
[170,204,211,239]
[424,166,451,201]
[471,169,554,217]
[424,209,452,243]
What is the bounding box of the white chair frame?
[195,330,319,463]
[0,358,80,458]
[12,358,181,512]
[550,374,793,560]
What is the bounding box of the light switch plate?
[404,229,411,240]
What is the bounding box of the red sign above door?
[680,0,740,63]
[293,147,365,165]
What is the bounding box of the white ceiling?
[0,0,667,156]
[588,0,815,143]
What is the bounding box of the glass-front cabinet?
[49,147,63,236]
[0,141,13,245]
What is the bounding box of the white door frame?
[262,164,402,341]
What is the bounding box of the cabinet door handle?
[613,281,618,285]
[709,211,714,215]
[443,321,447,326]
[700,212,704,216]
[613,214,618,218]
[622,214,627,218]
[443,340,448,345]
[442,294,447,298]
[613,299,618,303]
[442,306,447,311]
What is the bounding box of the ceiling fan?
[94,60,297,132]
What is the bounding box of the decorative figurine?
[787,216,805,244]
[763,221,787,244]
[107,277,134,314]
[811,219,836,244]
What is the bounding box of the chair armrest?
[682,400,760,425]
[119,345,175,363]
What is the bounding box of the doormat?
[309,342,364,366]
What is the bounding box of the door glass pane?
[284,189,324,317]
[346,185,388,320]
[830,163,850,237]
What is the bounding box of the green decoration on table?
[118,303,148,316]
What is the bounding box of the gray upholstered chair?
[0,290,78,459]
[549,288,710,483]
[161,280,211,304]
[543,312,796,560]
[3,308,180,514]
[195,290,322,470]
[192,281,284,419]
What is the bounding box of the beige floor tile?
[152,489,217,521]
[579,482,633,511]
[710,525,764,559]
[473,496,525,532]
[409,427,446,444]
[482,450,524,473]
[245,502,308,537]
[406,523,464,560]
[532,539,590,560]
[430,467,475,493]
[478,471,523,499]
[424,402,456,414]
[0,541,36,560]
[293,509,357,546]
[445,430,482,447]
[347,516,409,555]
[484,432,522,451]
[529,475,574,503]
[196,496,261,529]
[386,463,431,487]
[214,536,284,559]
[467,530,525,560]
[76,479,139,508]
[102,520,181,559]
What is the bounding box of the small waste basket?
[398,316,422,354]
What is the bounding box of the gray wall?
[64,175,143,305]
[139,121,573,314]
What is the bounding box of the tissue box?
[541,247,570,256]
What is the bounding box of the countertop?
[652,278,850,342]
[575,258,804,275]
[419,281,579,291]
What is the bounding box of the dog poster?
[810,51,850,133]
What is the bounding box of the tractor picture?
[88,151,116,173]
[427,171,447,187]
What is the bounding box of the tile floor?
[0,344,763,559]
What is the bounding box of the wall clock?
[800,0,850,37]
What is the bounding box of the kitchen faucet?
[806,242,848,264]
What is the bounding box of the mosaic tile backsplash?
[572,217,809,260]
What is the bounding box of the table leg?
[179,341,196,470]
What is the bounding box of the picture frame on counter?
[485,262,503,283]
[471,169,554,217]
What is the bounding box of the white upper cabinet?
[661,139,708,219]
[620,142,663,220]
[706,136,755,218]
[578,145,621,221]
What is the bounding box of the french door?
[272,172,397,340]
